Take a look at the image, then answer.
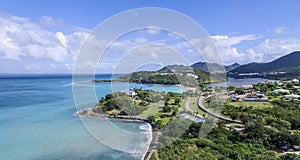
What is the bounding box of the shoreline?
[76,108,157,127]
[76,108,158,159]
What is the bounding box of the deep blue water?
[0,74,183,160]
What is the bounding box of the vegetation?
[155,79,300,159]
[229,51,300,79]
[191,62,240,73]
[117,67,217,87]
[92,88,189,129]
[90,69,300,159]
[93,65,226,87]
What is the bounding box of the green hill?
[116,65,224,86]
[229,51,300,79]
[191,62,240,73]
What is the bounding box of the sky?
[1,0,300,73]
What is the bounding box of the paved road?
[198,96,242,124]
[185,97,204,119]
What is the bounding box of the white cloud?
[1,13,300,73]
[211,34,259,46]
[40,16,65,27]
[274,26,287,34]
[170,33,300,65]
[210,34,260,64]
[0,14,89,63]
[55,32,67,47]
[211,34,300,64]
[247,38,300,62]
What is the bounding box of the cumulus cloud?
[1,13,300,73]
[170,33,300,65]
[247,38,300,62]
[210,34,260,64]
[211,34,300,64]
[0,14,89,63]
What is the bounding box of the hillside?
[225,63,241,71]
[191,62,240,73]
[229,51,300,79]
[114,64,225,87]
[158,64,188,72]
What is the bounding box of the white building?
[292,79,299,83]
[129,89,137,97]
[273,89,290,94]
[284,94,300,100]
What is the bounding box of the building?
[284,94,300,100]
[273,89,290,94]
[292,79,299,83]
[129,89,137,97]
[243,93,268,102]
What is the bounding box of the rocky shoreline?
[76,108,157,128]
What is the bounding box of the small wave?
[139,123,152,133]
[113,141,151,159]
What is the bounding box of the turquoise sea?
[0,74,184,160]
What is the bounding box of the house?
[243,93,268,102]
[277,82,284,86]
[292,79,299,83]
[129,89,137,97]
[284,94,300,100]
[273,89,290,94]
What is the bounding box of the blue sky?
[0,0,300,73]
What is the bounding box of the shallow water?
[0,74,183,160]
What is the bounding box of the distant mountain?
[225,63,241,71]
[159,62,240,74]
[229,51,300,79]
[158,64,189,72]
[191,62,240,73]
[230,51,300,73]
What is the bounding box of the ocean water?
[0,74,183,160]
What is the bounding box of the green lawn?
[190,97,207,115]
[138,104,162,118]
[227,101,273,108]
[160,117,171,125]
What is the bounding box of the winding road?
[185,97,204,119]
[198,96,242,124]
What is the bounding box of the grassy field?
[227,101,273,108]
[138,104,162,118]
[179,97,207,116]
[160,117,171,125]
[189,97,207,115]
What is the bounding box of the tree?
[151,95,161,103]
[175,97,181,105]
[280,153,300,160]
[244,118,265,141]
[105,94,114,101]
[99,97,105,104]
[235,88,245,95]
